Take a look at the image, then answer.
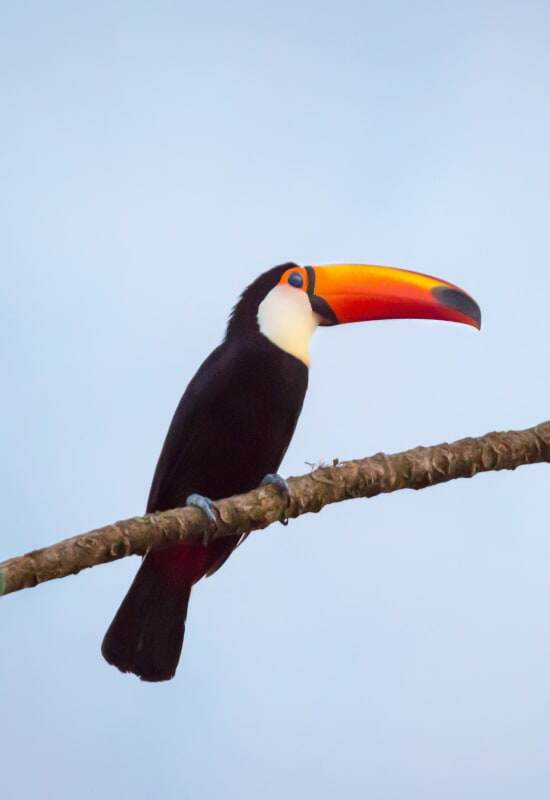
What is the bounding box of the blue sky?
[2,1,550,797]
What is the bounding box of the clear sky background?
[2,1,550,797]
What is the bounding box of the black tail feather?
[102,553,192,682]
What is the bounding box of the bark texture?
[1,421,549,597]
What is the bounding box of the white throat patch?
[257,284,319,366]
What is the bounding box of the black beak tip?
[432,286,482,330]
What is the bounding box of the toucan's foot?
[186,493,220,545]
[261,472,290,497]
[261,473,291,525]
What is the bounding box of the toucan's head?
[228,262,481,365]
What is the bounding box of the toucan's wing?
[146,343,233,513]
[146,336,308,517]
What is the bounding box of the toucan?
[102,262,481,681]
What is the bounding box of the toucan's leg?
[261,473,291,524]
[186,494,219,544]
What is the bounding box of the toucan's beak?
[308,264,481,330]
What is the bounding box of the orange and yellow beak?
[280,264,481,329]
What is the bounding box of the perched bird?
[102,262,480,681]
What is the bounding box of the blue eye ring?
[288,271,304,288]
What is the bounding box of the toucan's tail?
[101,546,193,682]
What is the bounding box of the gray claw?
[261,473,291,525]
[186,493,220,544]
[261,473,290,495]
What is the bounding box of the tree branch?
[1,421,549,598]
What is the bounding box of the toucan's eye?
[288,272,304,289]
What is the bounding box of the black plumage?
[102,264,308,681]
